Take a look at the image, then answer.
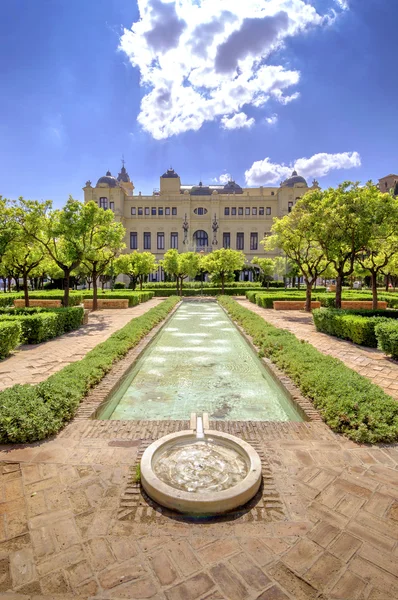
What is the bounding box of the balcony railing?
[187,245,213,253]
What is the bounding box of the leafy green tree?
[0,198,17,282]
[266,198,329,312]
[202,249,245,294]
[355,192,398,307]
[81,202,125,310]
[114,251,157,290]
[3,233,45,307]
[161,250,201,295]
[251,256,274,288]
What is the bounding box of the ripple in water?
[153,439,248,493]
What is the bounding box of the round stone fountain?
[140,413,262,515]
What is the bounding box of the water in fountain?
[153,438,248,493]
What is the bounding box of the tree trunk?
[7,276,12,292]
[2,277,6,293]
[180,277,183,297]
[221,273,225,294]
[371,272,378,309]
[305,281,313,313]
[297,278,301,290]
[140,277,143,291]
[63,271,70,307]
[23,271,29,308]
[176,276,179,295]
[385,274,390,292]
[92,267,98,311]
[335,274,343,309]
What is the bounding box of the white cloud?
[266,114,278,125]
[221,112,255,130]
[245,151,361,185]
[119,0,347,139]
[214,173,232,184]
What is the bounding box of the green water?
[98,302,304,421]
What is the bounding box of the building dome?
[161,167,179,178]
[223,180,243,194]
[96,171,119,187]
[281,170,307,187]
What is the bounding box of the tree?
[266,197,329,312]
[202,249,245,294]
[301,182,377,308]
[161,250,201,295]
[0,198,17,283]
[355,192,398,307]
[3,233,45,307]
[81,202,125,311]
[251,257,274,288]
[114,251,157,290]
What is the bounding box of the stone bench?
[14,299,62,308]
[273,301,321,310]
[340,301,388,309]
[83,299,129,310]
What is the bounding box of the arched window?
[193,230,208,250]
[99,197,108,209]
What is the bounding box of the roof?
[161,168,179,178]
[281,170,307,188]
[96,171,119,188]
[180,180,244,195]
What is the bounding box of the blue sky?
[1,0,397,206]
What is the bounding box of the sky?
[1,0,397,207]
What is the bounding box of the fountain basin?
[140,430,262,515]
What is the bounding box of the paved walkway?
[0,420,397,599]
[0,298,162,391]
[237,299,398,400]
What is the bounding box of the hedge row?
[0,297,179,443]
[0,307,84,345]
[0,291,83,307]
[82,291,154,306]
[142,281,266,289]
[246,290,397,308]
[375,321,398,359]
[218,296,398,443]
[0,321,21,359]
[143,287,265,297]
[312,309,393,347]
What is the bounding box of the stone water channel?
[98,301,304,421]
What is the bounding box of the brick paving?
[0,298,162,392]
[237,299,398,400]
[0,421,397,599]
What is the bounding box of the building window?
[231,207,237,215]
[170,232,178,249]
[271,191,275,196]
[223,232,230,249]
[238,207,243,216]
[172,207,177,215]
[157,232,165,250]
[288,201,293,213]
[144,232,151,250]
[158,207,164,216]
[130,232,138,250]
[194,207,207,215]
[151,207,156,215]
[131,207,136,216]
[145,207,150,216]
[236,232,244,250]
[266,207,271,215]
[109,201,114,211]
[224,207,230,216]
[252,207,257,216]
[99,197,108,209]
[138,207,143,216]
[245,207,250,215]
[259,207,264,215]
[165,207,170,215]
[250,232,258,251]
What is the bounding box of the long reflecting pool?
[98,302,304,421]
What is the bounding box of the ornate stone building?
[83,163,319,280]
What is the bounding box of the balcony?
[187,245,213,253]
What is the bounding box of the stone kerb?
[13,298,62,308]
[83,298,129,309]
[273,301,321,310]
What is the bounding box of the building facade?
[83,164,319,280]
[378,174,398,195]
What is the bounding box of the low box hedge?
[148,287,264,297]
[0,307,84,344]
[218,296,398,443]
[0,321,21,359]
[0,297,179,443]
[82,291,154,306]
[375,321,398,359]
[312,309,391,347]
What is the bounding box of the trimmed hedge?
[248,291,398,309]
[219,296,398,443]
[375,321,398,359]
[146,287,264,297]
[0,297,179,443]
[142,281,264,289]
[0,321,21,359]
[312,309,391,347]
[0,307,84,344]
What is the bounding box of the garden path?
[236,299,398,401]
[0,298,162,392]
